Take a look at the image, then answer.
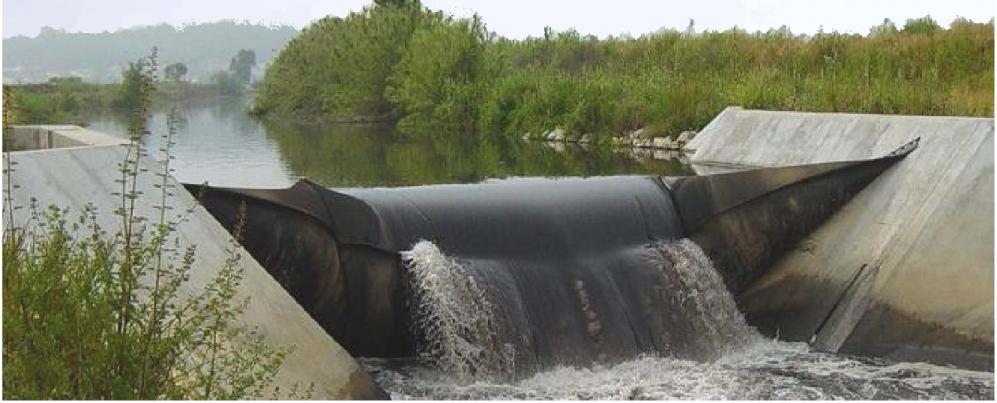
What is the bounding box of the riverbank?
[254,3,994,145]
[3,80,230,125]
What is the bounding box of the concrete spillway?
[685,107,994,370]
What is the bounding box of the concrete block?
[687,107,994,370]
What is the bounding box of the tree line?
[3,20,294,83]
[5,48,258,124]
[253,1,994,143]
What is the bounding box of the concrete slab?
[3,144,385,398]
[8,125,127,150]
[684,107,994,370]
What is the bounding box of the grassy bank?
[4,78,232,125]
[254,1,994,144]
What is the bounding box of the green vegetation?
[3,21,296,83]
[210,71,245,97]
[228,49,257,85]
[256,1,994,143]
[3,79,226,125]
[164,63,189,81]
[3,79,120,124]
[4,50,245,125]
[2,49,303,399]
[208,49,259,97]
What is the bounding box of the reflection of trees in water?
[209,96,263,137]
[208,96,248,121]
[263,119,693,187]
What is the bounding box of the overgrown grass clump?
[255,1,993,142]
[2,49,304,399]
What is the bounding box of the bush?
[211,70,245,96]
[2,49,303,400]
[388,13,486,134]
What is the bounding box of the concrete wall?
[8,125,127,150]
[3,143,386,399]
[685,107,994,370]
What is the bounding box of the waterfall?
[401,241,515,380]
[373,238,992,400]
[400,238,758,379]
[645,239,757,360]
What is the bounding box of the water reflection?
[84,96,693,188]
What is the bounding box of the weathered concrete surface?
[3,144,386,399]
[8,125,126,150]
[685,107,994,370]
[665,143,914,295]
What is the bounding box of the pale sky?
[2,0,994,39]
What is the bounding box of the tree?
[902,15,941,35]
[164,62,188,81]
[212,70,244,96]
[117,53,156,111]
[387,14,486,133]
[228,49,256,84]
[869,18,898,36]
[374,0,418,6]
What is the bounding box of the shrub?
[2,49,304,400]
[211,70,245,96]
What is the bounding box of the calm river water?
[84,96,692,188]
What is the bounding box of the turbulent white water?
[381,239,995,400]
[646,239,756,360]
[401,241,514,380]
[362,339,994,400]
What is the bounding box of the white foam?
[381,239,994,400]
[647,239,760,357]
[400,240,513,380]
[365,338,994,400]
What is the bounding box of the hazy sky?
[3,0,994,39]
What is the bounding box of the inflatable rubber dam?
[184,139,924,378]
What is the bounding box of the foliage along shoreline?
[253,0,994,145]
[3,79,224,125]
[4,48,260,125]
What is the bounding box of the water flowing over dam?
[365,238,992,399]
[397,238,755,380]
[187,145,905,365]
[177,136,995,398]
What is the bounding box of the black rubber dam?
[184,139,918,377]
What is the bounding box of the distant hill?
[3,20,298,83]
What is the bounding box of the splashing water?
[385,239,994,399]
[362,339,993,400]
[400,240,513,380]
[646,239,758,359]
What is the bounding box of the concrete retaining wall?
[3,142,386,398]
[8,125,127,150]
[685,107,994,370]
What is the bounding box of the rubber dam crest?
[187,137,917,374]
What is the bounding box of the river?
[83,96,692,188]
